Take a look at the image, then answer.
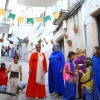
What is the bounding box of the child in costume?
[0,63,8,86]
[63,51,76,100]
[79,57,94,100]
[6,55,22,100]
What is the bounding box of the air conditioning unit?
[63,20,67,29]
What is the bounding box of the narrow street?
[0,56,64,100]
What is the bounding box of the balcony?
[52,0,69,25]
[52,10,69,25]
[0,23,9,33]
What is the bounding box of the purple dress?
[74,55,86,98]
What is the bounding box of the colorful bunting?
[8,13,16,20]
[53,12,59,18]
[35,17,42,23]
[0,8,60,24]
[44,15,51,22]
[27,18,34,24]
[17,16,24,23]
[0,9,6,16]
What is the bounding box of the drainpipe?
[21,43,24,60]
[5,0,9,10]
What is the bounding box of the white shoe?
[35,97,38,99]
[10,96,13,100]
[51,92,55,96]
[16,90,19,98]
[53,93,58,98]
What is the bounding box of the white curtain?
[13,26,35,39]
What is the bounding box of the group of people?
[1,45,10,56]
[10,47,19,58]
[0,43,100,100]
[25,44,100,100]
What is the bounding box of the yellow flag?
[17,16,24,23]
[35,17,42,23]
[0,9,6,16]
[53,12,59,19]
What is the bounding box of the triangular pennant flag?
[44,15,51,22]
[17,16,24,23]
[27,18,34,24]
[8,13,16,20]
[53,12,59,18]
[0,9,6,16]
[35,17,42,23]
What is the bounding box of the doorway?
[58,39,65,56]
[97,15,100,46]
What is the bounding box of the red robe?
[26,52,47,98]
[0,69,8,86]
[14,50,17,55]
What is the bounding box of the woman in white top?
[6,55,22,100]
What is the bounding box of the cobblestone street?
[0,56,81,100]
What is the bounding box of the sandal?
[53,93,58,98]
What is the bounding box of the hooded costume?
[74,49,86,98]
[48,44,65,95]
[26,51,47,98]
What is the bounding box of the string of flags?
[0,8,60,24]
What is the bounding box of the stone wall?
[53,0,100,58]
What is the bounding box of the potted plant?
[43,38,46,41]
[34,44,36,46]
[0,39,4,42]
[64,34,68,39]
[0,34,4,42]
[45,41,48,45]
[39,39,43,42]
[63,28,68,39]
[50,39,54,44]
[42,44,44,47]
[66,40,72,46]
[73,24,78,33]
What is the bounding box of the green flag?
[27,18,34,24]
[8,13,16,20]
[44,15,51,22]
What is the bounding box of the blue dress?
[92,56,100,99]
[63,60,76,100]
[48,51,65,95]
[10,48,14,58]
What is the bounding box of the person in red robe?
[0,63,8,86]
[14,49,17,55]
[26,44,47,99]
